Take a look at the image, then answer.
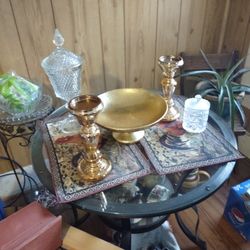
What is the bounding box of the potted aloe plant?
[181,50,250,129]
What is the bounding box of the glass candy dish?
[182,95,210,133]
[0,95,53,125]
[0,73,42,116]
[41,29,83,133]
[41,29,83,102]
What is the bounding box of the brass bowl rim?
[96,88,167,132]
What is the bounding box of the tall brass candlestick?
[158,55,183,121]
[67,95,112,182]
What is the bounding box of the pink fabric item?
[0,201,62,250]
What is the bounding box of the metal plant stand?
[0,95,53,203]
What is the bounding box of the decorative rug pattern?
[139,96,243,175]
[42,116,153,203]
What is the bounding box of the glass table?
[30,101,237,250]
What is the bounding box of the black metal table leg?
[0,131,28,203]
[71,205,90,227]
[119,219,131,250]
[175,206,207,250]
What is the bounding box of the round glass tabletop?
[31,101,237,222]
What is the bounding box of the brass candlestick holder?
[158,55,183,121]
[67,95,112,182]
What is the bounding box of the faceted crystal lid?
[41,29,83,72]
[184,95,210,110]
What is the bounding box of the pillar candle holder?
[158,55,183,121]
[67,95,112,182]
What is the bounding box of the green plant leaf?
[223,57,245,85]
[218,86,225,115]
[195,87,218,97]
[232,85,250,94]
[234,99,246,127]
[200,49,216,71]
[180,70,221,79]
[225,83,235,129]
[198,78,219,90]
[230,68,250,82]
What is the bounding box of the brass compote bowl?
[67,95,112,182]
[96,88,167,144]
[158,55,183,121]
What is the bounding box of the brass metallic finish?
[96,88,167,144]
[158,55,184,121]
[77,157,112,182]
[112,131,145,144]
[67,95,112,182]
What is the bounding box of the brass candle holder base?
[112,130,144,144]
[67,95,112,183]
[78,157,112,182]
[163,103,180,121]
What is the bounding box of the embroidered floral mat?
[42,96,243,203]
[139,96,243,175]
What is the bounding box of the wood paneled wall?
[0,0,250,170]
[1,0,250,94]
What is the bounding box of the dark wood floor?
[169,157,250,250]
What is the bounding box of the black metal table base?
[71,205,90,227]
[99,168,208,250]
[99,216,169,250]
[175,206,207,250]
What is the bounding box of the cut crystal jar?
[182,95,210,133]
[41,29,84,102]
[41,29,84,133]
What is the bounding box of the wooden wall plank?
[177,0,207,54]
[154,0,181,88]
[11,0,55,98]
[201,0,228,53]
[99,0,125,90]
[241,14,250,57]
[222,0,250,56]
[125,0,158,88]
[52,0,105,95]
[0,0,28,76]
[0,0,29,172]
[8,0,55,169]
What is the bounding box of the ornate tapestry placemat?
[139,96,243,175]
[41,96,243,203]
[42,115,153,203]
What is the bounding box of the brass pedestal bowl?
[96,88,167,144]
